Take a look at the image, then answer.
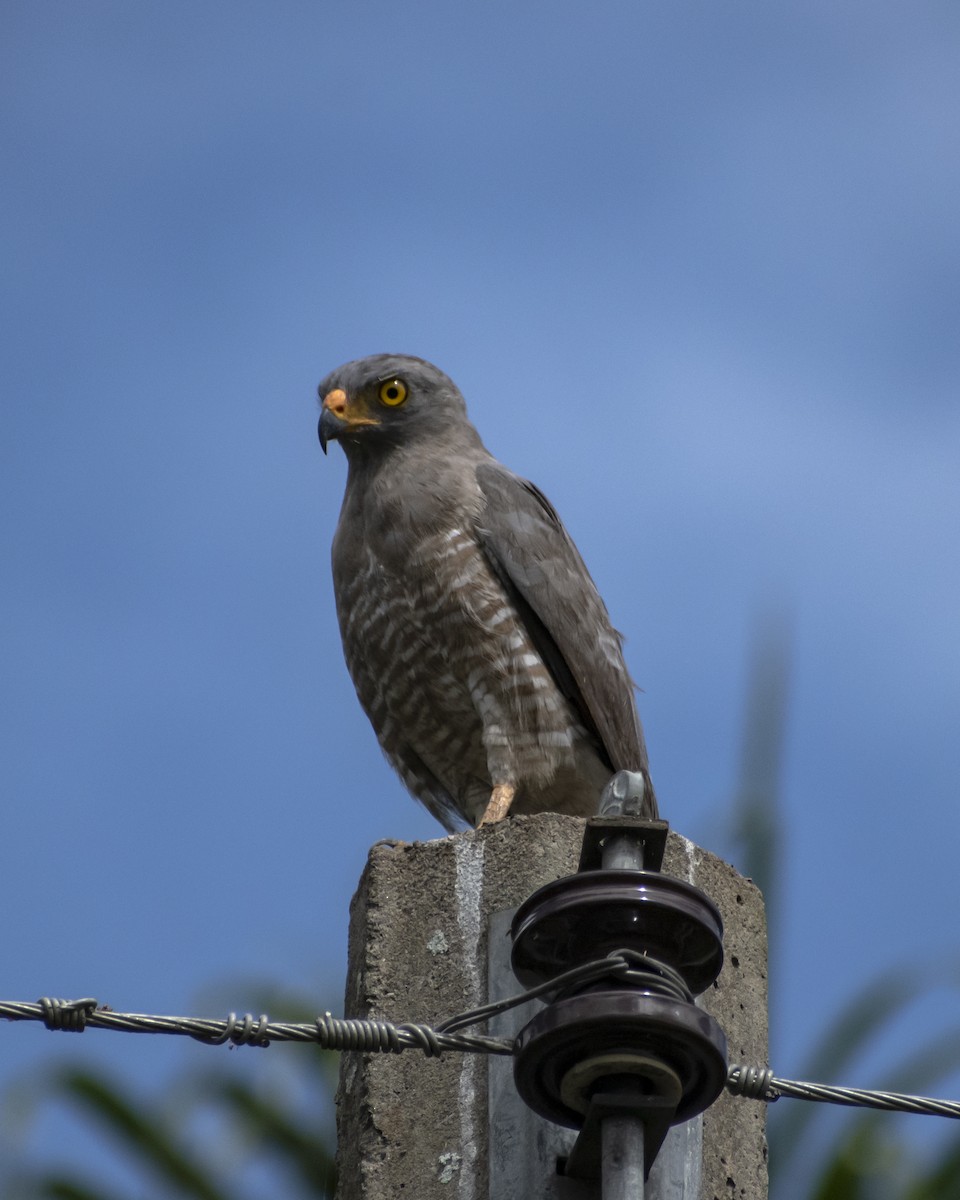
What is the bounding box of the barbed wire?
[0,997,512,1056]
[4,989,960,1121]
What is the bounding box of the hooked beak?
[317,407,339,455]
[317,387,379,455]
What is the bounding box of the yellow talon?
[478,783,516,826]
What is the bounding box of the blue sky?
[2,1,960,1191]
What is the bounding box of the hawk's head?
[317,354,476,459]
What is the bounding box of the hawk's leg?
[478,783,516,826]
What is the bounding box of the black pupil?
[386,386,399,400]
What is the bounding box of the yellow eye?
[378,378,407,407]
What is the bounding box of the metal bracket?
[561,1091,676,1182]
[578,818,669,873]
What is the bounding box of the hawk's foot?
[478,783,516,826]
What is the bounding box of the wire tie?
[400,1022,443,1057]
[231,1012,270,1047]
[240,1008,270,1046]
[727,1064,778,1101]
[38,997,98,1032]
[190,1011,267,1048]
[372,1019,402,1052]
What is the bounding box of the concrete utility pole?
[335,813,767,1200]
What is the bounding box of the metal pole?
[602,833,645,871]
[602,1114,645,1200]
[600,823,647,1196]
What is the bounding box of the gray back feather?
[473,462,651,782]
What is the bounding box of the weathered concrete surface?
[335,814,767,1200]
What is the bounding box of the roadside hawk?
[318,354,656,831]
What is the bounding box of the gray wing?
[474,461,653,792]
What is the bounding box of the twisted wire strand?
[727,1064,960,1119]
[6,996,960,1120]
